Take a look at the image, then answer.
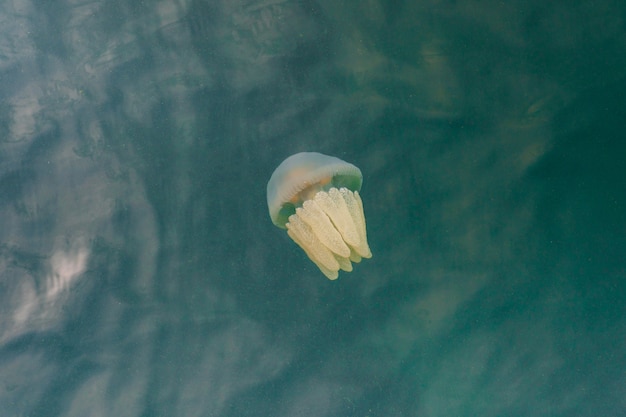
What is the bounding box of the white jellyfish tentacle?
[338,188,372,259]
[314,188,361,248]
[297,199,351,258]
[286,213,340,279]
[335,255,353,272]
[284,187,371,279]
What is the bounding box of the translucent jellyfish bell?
[267,152,372,280]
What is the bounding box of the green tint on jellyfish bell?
[267,152,372,280]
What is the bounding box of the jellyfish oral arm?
[285,187,371,280]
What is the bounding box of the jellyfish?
[267,152,372,280]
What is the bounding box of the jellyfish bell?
[267,152,372,280]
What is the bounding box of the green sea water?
[1,1,625,416]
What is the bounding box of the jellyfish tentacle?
[297,200,351,258]
[286,213,340,279]
[339,188,372,259]
[336,255,353,272]
[314,188,361,248]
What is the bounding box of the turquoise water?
[1,1,625,416]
